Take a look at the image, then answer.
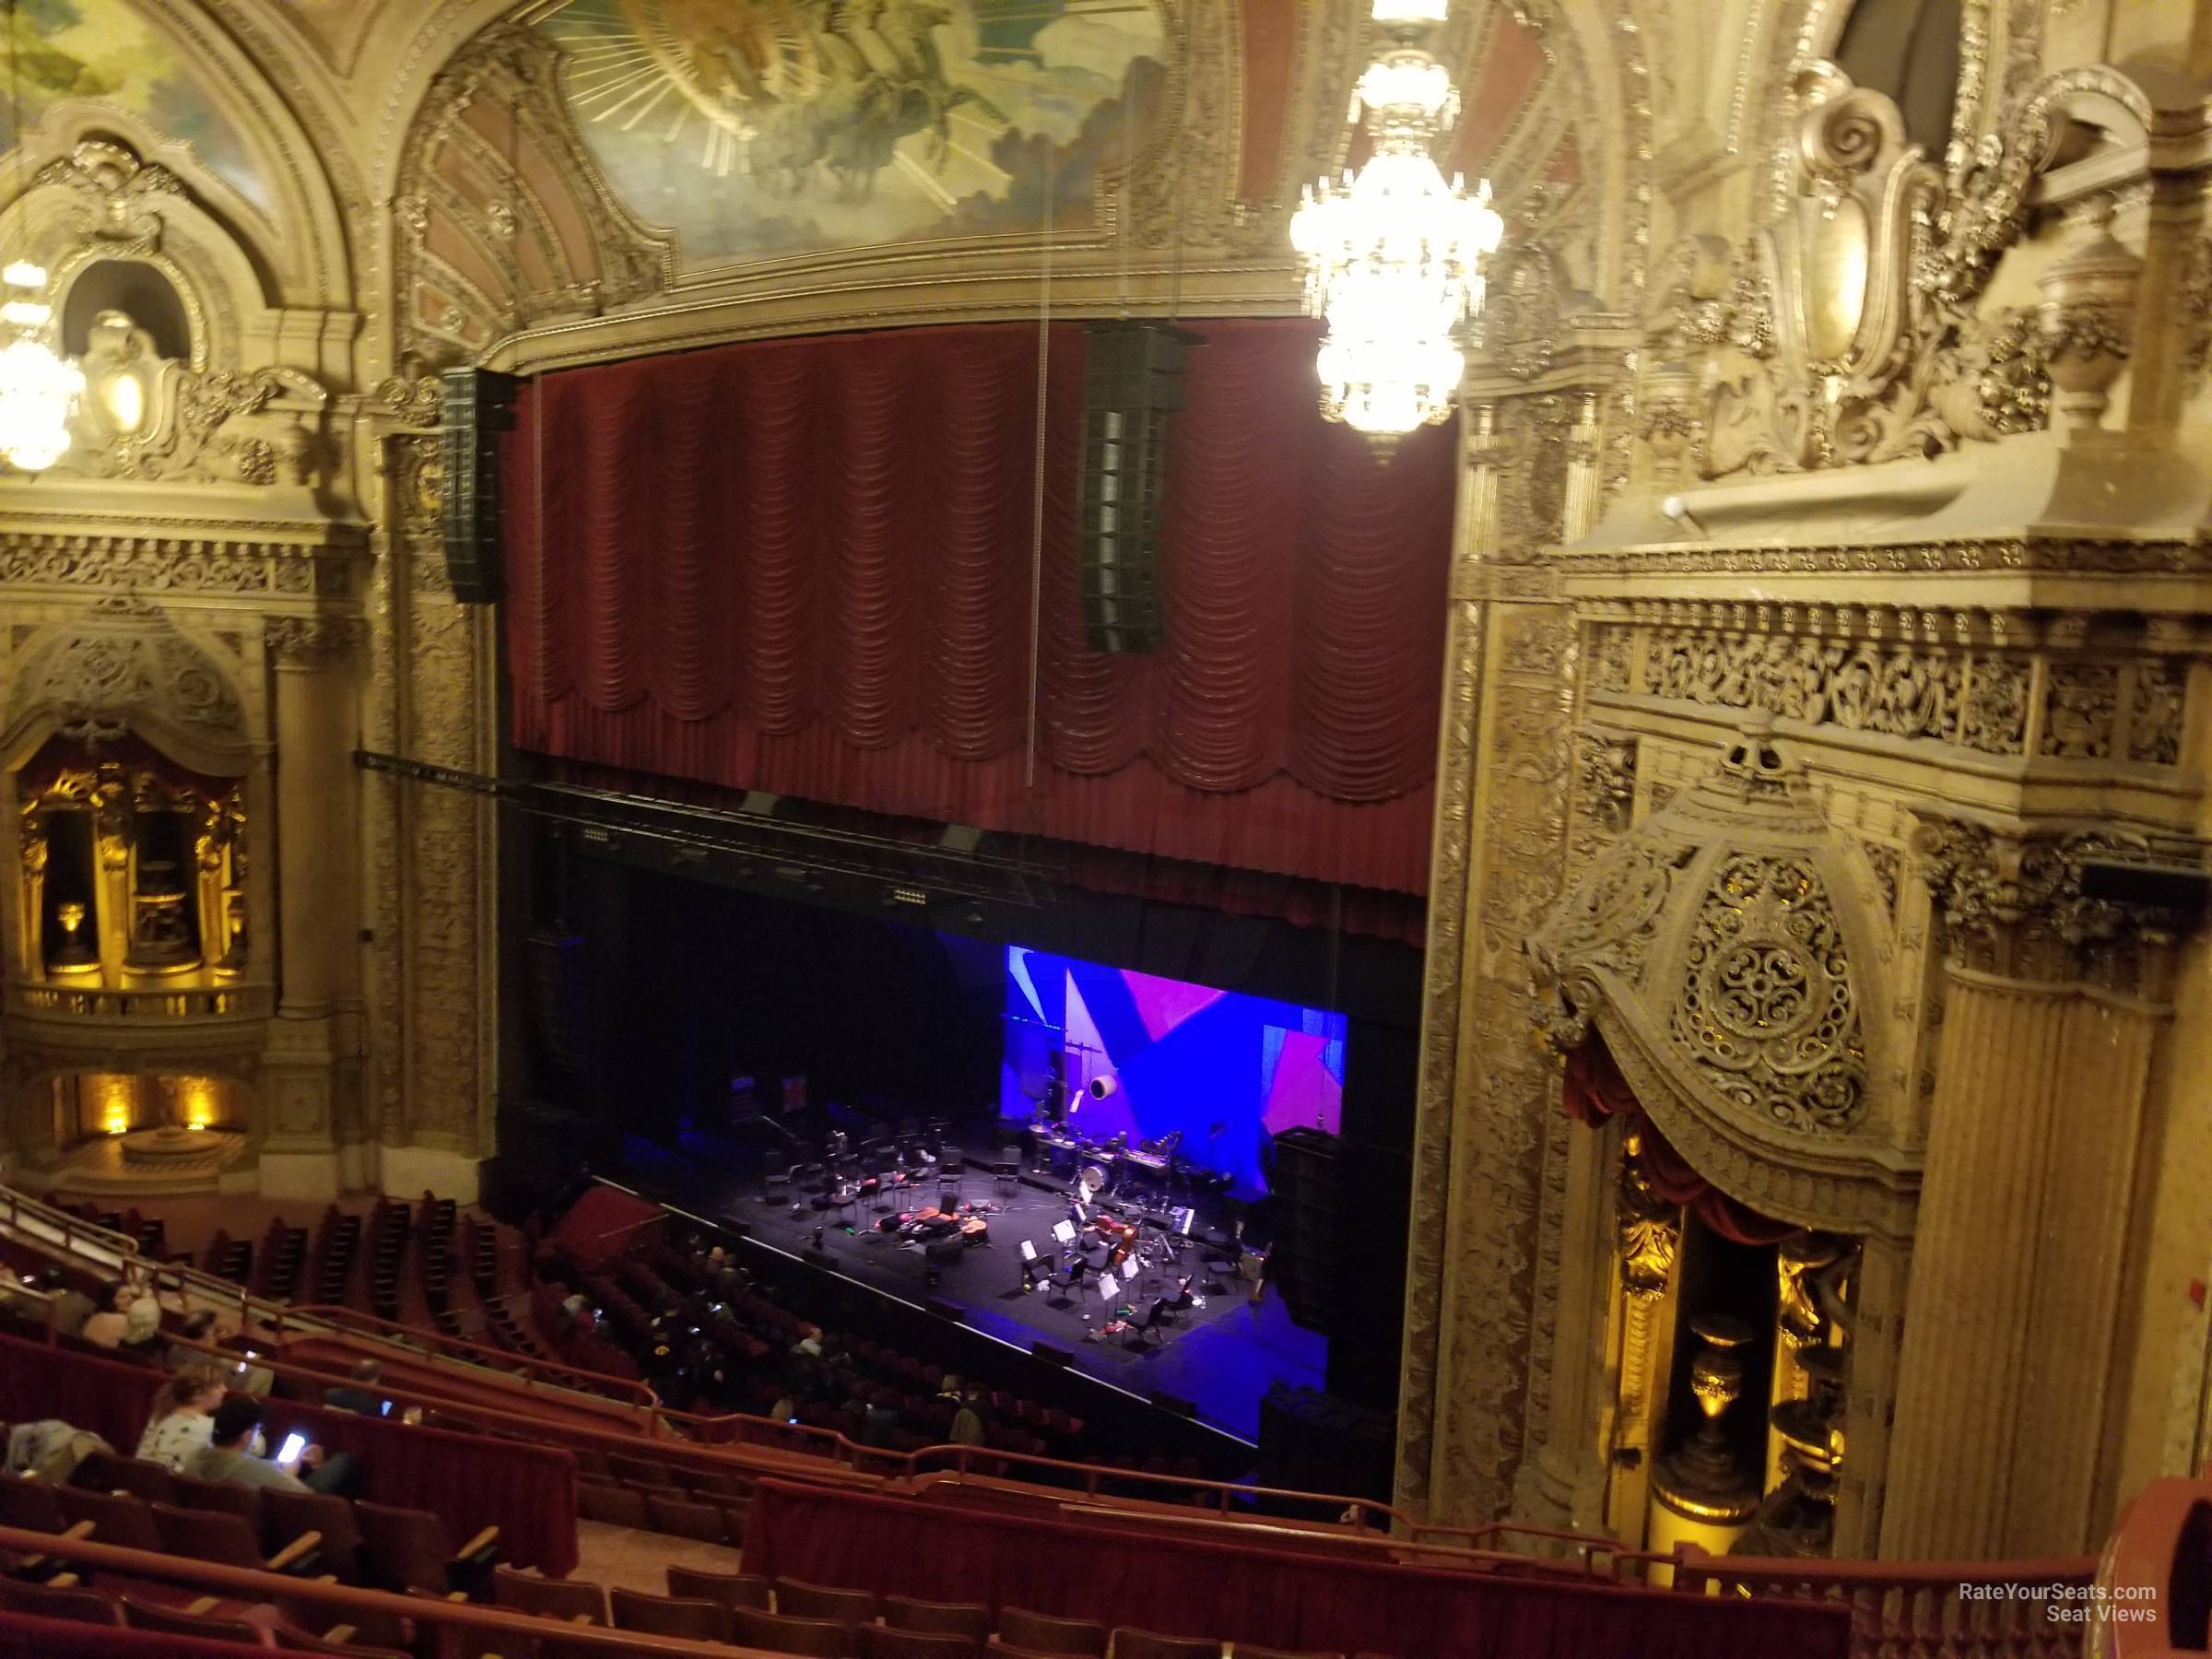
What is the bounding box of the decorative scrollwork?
[1652,65,2158,481]
[2129,665,2184,766]
[1672,854,1867,1134]
[47,310,332,488]
[1959,658,2030,755]
[2041,665,2120,759]
[1639,632,1969,746]
[1619,1134,1679,1300]
[1912,818,2198,992]
[0,597,246,757]
[1576,733,1640,836]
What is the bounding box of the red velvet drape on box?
[745,1479,1851,1659]
[0,1335,578,1577]
[1561,1035,1798,1247]
[502,318,1454,897]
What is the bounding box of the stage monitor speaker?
[1269,1125,1343,1336]
[439,368,521,604]
[1148,1390,1197,1419]
[804,1247,835,1270]
[924,1297,965,1324]
[1079,320,1198,655]
[1031,1341,1073,1368]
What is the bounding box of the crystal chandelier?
[1289,0,1502,440]
[0,259,82,472]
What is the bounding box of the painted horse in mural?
[655,0,1006,198]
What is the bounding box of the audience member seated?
[322,1358,390,1416]
[137,1365,227,1473]
[166,1309,221,1372]
[76,1278,139,1348]
[193,1396,359,1498]
[116,1293,165,1359]
[4,1418,109,1483]
[169,1311,274,1395]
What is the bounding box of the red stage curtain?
[1560,1037,1798,1248]
[744,1480,1850,1659]
[0,1335,577,1578]
[502,319,1453,898]
[0,1610,324,1658]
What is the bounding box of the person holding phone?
[191,1397,359,1496]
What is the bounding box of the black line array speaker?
[1269,1125,1342,1336]
[441,367,522,604]
[523,931,588,1076]
[1078,321,1198,655]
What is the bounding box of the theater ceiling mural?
[3,0,267,211]
[535,0,1170,266]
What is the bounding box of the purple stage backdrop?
[999,946,1346,1194]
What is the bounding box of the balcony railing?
[5,979,273,1019]
[1672,1547,2096,1659]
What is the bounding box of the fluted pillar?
[261,618,364,1198]
[1881,967,2072,1559]
[1881,826,2172,1559]
[1513,1116,1622,1528]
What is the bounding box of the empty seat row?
[488,1566,1344,1659]
[0,1462,496,1599]
[0,1575,400,1659]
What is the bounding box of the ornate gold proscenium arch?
[1528,720,1919,1245]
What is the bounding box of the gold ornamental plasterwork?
[1583,615,2195,772]
[1566,535,2211,578]
[360,406,495,1157]
[0,534,358,601]
[0,597,250,764]
[394,23,675,367]
[1911,818,2195,996]
[1644,65,2157,484]
[1393,595,1484,1516]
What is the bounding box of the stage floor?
[624,1135,1324,1443]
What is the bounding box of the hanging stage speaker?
[440,367,522,604]
[1078,321,1198,655]
[1268,1125,1343,1336]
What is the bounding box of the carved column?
[261,617,364,1199]
[1881,828,2172,1559]
[1397,391,1586,1526]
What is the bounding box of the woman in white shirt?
[136,1365,227,1473]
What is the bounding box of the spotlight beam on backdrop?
[353,750,1057,910]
